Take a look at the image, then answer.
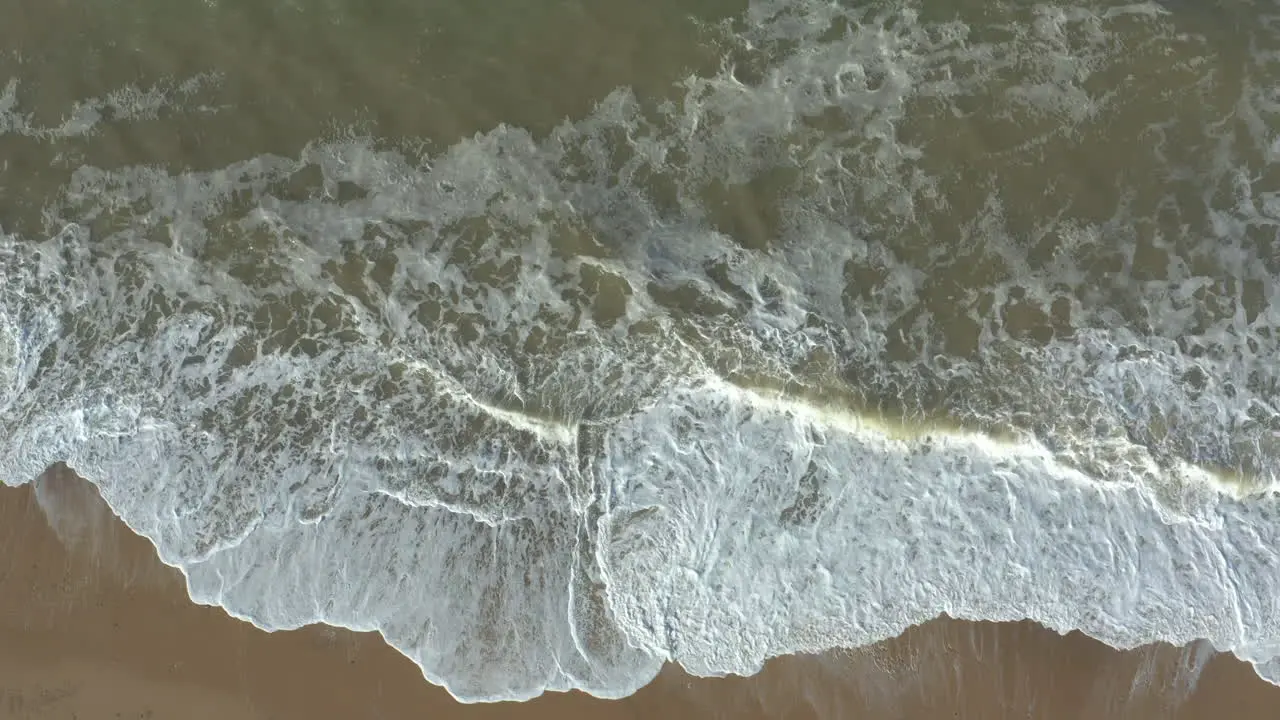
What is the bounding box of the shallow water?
[2,0,1279,703]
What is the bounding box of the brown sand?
[1,465,1278,720]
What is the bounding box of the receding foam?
[0,310,16,409]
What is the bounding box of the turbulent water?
[2,0,1280,703]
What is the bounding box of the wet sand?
[0,465,1275,719]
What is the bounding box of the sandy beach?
[0,465,1274,720]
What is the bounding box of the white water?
[1,0,1279,703]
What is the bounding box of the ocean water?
[2,0,1279,703]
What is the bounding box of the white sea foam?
[0,74,221,139]
[598,379,1280,680]
[0,309,16,406]
[2,0,1280,703]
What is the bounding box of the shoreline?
[3,465,1279,719]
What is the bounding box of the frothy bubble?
[0,310,15,407]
